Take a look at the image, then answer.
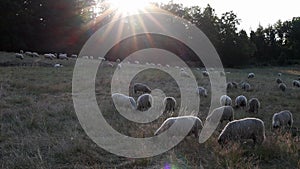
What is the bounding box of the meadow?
[0,51,299,169]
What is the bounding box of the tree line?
[0,0,299,67]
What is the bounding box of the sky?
[154,0,300,31]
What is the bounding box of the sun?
[108,0,150,15]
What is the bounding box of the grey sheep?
[220,95,232,106]
[276,78,283,84]
[197,87,208,97]
[206,106,234,123]
[218,118,266,146]
[163,97,177,113]
[235,95,247,109]
[154,116,203,139]
[272,110,293,128]
[248,98,260,114]
[278,83,287,92]
[136,94,152,111]
[133,83,151,94]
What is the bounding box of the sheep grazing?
[276,78,283,84]
[111,93,137,110]
[202,71,209,77]
[248,73,255,79]
[54,63,63,68]
[206,106,234,123]
[71,54,78,58]
[133,83,151,94]
[235,95,247,109]
[272,110,293,129]
[98,56,105,61]
[136,94,152,111]
[154,116,203,139]
[248,98,260,114]
[15,53,24,60]
[241,82,251,91]
[220,95,232,106]
[278,83,287,92]
[197,87,208,97]
[218,118,266,146]
[44,53,55,60]
[226,82,234,90]
[58,53,68,60]
[163,97,177,113]
[32,52,39,57]
[292,80,300,87]
[25,51,33,56]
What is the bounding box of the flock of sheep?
[111,69,299,147]
[15,50,78,61]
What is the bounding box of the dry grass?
[0,52,299,168]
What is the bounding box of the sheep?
[175,66,180,69]
[197,87,208,97]
[202,71,209,77]
[241,82,251,91]
[89,56,94,59]
[278,73,282,76]
[218,118,266,146]
[111,93,137,110]
[71,54,78,58]
[206,106,234,123]
[166,64,170,68]
[31,52,39,57]
[226,82,234,90]
[231,82,238,89]
[157,63,162,67]
[276,78,283,84]
[134,60,140,64]
[220,95,232,106]
[248,73,255,79]
[248,98,260,114]
[292,80,300,87]
[54,63,63,68]
[235,95,247,109]
[154,116,203,139]
[272,110,293,129]
[278,83,287,92]
[136,94,152,111]
[116,58,121,62]
[25,51,32,56]
[98,56,105,61]
[58,53,68,60]
[20,50,24,54]
[44,53,55,60]
[180,69,191,78]
[117,63,122,69]
[133,83,151,94]
[163,97,177,113]
[15,53,24,60]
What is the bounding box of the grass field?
[0,51,299,169]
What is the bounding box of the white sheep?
[163,97,177,113]
[206,106,234,123]
[58,53,68,60]
[235,95,247,109]
[25,51,32,56]
[117,63,122,69]
[134,60,140,64]
[218,118,266,146]
[54,63,63,68]
[248,73,255,79]
[278,73,282,76]
[15,53,24,60]
[89,56,94,59]
[111,93,137,110]
[154,116,203,139]
[241,82,251,91]
[44,53,55,60]
[133,83,151,94]
[166,64,170,68]
[202,71,209,77]
[197,87,208,97]
[32,52,39,57]
[71,54,78,58]
[272,110,293,129]
[292,80,300,87]
[278,83,287,92]
[180,69,191,78]
[248,98,260,114]
[220,95,232,106]
[136,94,152,111]
[116,58,121,62]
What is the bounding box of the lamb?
[220,95,232,106]
[15,53,24,60]
[133,83,151,94]
[248,98,260,114]
[241,82,251,91]
[206,106,234,123]
[272,110,293,129]
[278,83,287,91]
[248,73,255,79]
[111,93,137,110]
[276,78,283,84]
[136,94,152,111]
[218,118,266,146]
[197,87,208,97]
[180,69,191,78]
[163,97,177,113]
[154,116,203,139]
[292,80,300,87]
[58,53,68,60]
[235,95,247,109]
